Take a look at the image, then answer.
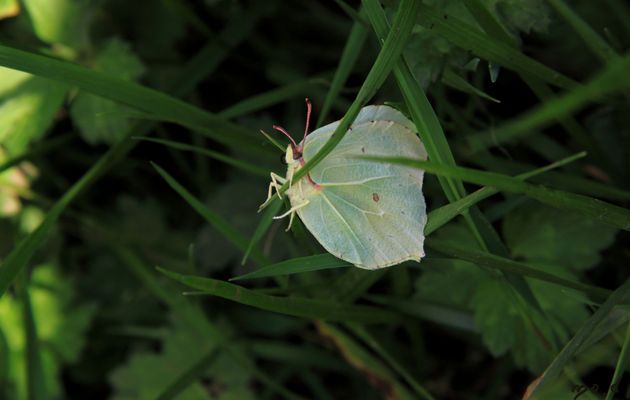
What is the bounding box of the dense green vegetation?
[0,0,629,398]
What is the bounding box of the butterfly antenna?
[303,97,312,145]
[272,125,298,149]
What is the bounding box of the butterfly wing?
[293,105,427,269]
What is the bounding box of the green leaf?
[503,202,618,270]
[157,267,399,324]
[0,68,67,154]
[70,39,145,145]
[232,254,350,281]
[22,0,86,49]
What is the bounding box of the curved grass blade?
[157,267,399,324]
[425,152,586,235]
[151,162,270,265]
[528,278,630,398]
[155,349,219,400]
[316,322,415,399]
[19,274,47,400]
[317,7,369,127]
[604,322,630,400]
[366,157,630,232]
[220,77,325,120]
[0,44,260,152]
[349,325,436,400]
[466,55,630,153]
[441,69,500,103]
[135,137,267,177]
[547,0,618,62]
[232,254,350,281]
[427,239,611,303]
[415,3,577,89]
[463,0,609,172]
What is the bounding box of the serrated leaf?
[503,202,617,270]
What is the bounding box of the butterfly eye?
[280,154,288,165]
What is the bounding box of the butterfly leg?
[273,199,310,231]
[268,172,286,200]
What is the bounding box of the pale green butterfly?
[262,99,427,270]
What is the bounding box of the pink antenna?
[270,98,314,155]
[303,98,312,145]
[272,124,298,149]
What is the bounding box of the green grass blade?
[605,323,630,400]
[0,44,261,152]
[466,55,630,153]
[367,295,476,332]
[427,239,611,302]
[415,3,577,89]
[134,137,268,177]
[546,0,618,62]
[472,154,630,202]
[157,267,400,324]
[220,77,325,120]
[425,152,586,235]
[317,7,369,127]
[529,278,630,397]
[155,349,219,400]
[232,254,350,281]
[316,322,415,399]
[349,325,436,400]
[19,274,47,400]
[151,162,270,265]
[441,68,501,103]
[367,157,630,232]
[241,200,282,265]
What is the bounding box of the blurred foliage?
[0,0,628,399]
